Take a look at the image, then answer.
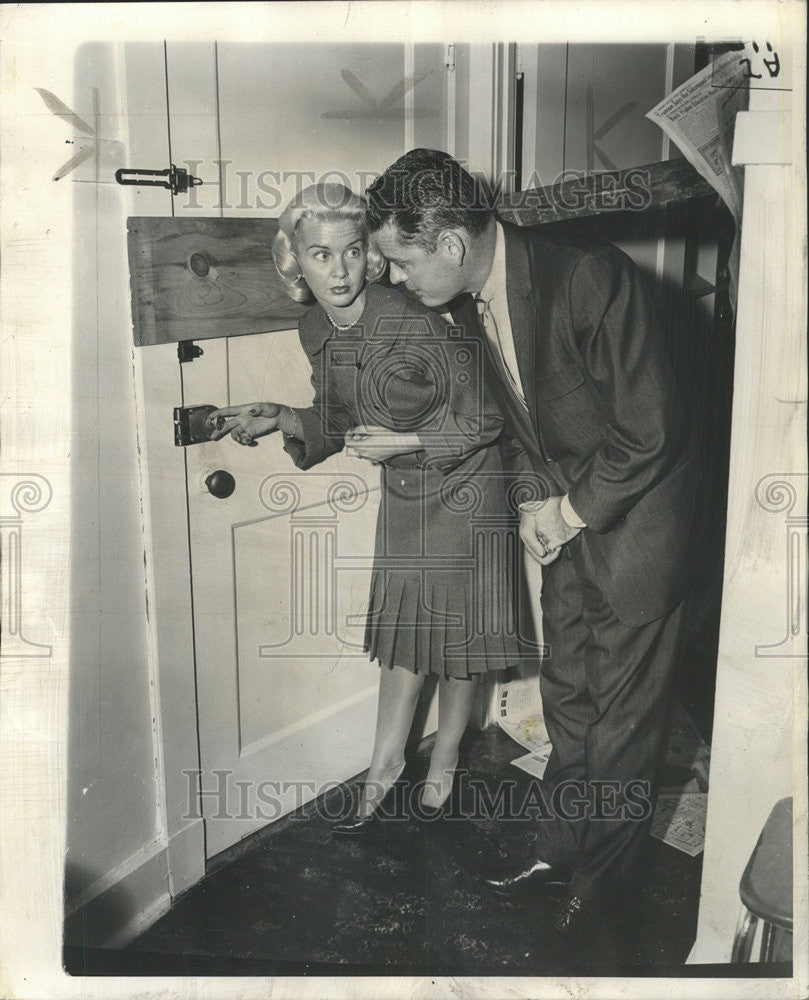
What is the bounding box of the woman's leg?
[422,674,480,808]
[358,663,425,817]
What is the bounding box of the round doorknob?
[205,470,236,499]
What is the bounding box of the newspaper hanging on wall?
[646,48,751,311]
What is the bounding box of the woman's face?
[295,217,367,312]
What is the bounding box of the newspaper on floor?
[646,47,751,310]
[497,676,548,752]
[651,792,708,858]
[497,676,554,778]
[497,676,711,855]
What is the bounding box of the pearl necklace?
[325,291,366,330]
[326,312,359,331]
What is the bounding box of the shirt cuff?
[561,493,587,529]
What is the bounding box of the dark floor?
[63,726,732,978]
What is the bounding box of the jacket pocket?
[535,361,585,401]
[624,456,697,528]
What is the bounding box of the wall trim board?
[63,822,205,949]
[102,894,173,952]
[64,836,165,918]
[63,837,170,949]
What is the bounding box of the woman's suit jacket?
[281,282,521,676]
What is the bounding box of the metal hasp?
[174,404,219,447]
[115,164,203,195]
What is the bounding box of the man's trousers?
[535,531,685,902]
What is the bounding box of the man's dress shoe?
[552,894,603,946]
[482,858,571,898]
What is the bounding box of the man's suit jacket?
[458,220,697,628]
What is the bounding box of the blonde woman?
[209,184,519,831]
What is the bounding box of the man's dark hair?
[365,148,495,251]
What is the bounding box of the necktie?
[474,294,528,409]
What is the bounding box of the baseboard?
[64,838,169,949]
[64,819,205,949]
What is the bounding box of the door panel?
[562,44,670,174]
[234,511,379,751]
[216,42,413,215]
[561,43,670,277]
[413,43,449,149]
[180,320,388,857]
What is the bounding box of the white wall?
[0,23,172,969]
[689,80,808,966]
[60,42,169,947]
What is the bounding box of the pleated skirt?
[363,451,522,679]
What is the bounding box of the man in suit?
[365,148,696,946]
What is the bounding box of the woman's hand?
[344,425,422,462]
[207,402,292,446]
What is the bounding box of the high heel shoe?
[417,799,449,822]
[332,763,408,836]
[331,811,379,835]
[417,768,464,823]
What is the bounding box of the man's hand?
[344,425,422,462]
[206,402,288,446]
[519,496,581,565]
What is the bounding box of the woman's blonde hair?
[272,183,386,303]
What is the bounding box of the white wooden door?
[129,41,452,858]
[182,336,386,857]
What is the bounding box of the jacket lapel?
[501,222,539,427]
[301,285,406,362]
[450,292,545,468]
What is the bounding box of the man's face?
[373,222,467,308]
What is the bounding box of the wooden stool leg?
[732,908,758,962]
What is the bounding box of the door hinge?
[446,43,456,72]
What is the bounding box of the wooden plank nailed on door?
[498,157,716,226]
[126,216,307,346]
